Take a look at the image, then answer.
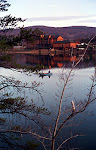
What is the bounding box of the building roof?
[53,40,70,44]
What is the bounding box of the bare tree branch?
[51,35,96,150]
[57,134,84,150]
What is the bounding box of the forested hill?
[30,26,96,40]
[1,26,96,41]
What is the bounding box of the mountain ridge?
[1,25,96,41]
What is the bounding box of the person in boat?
[48,70,50,73]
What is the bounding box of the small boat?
[39,72,52,77]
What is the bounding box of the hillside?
[1,26,96,41]
[30,26,96,41]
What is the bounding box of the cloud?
[27,16,94,22]
[79,19,96,23]
[22,15,96,28]
[27,16,87,22]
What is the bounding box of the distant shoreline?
[7,49,64,55]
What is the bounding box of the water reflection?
[12,53,96,69]
[0,66,95,150]
[0,53,96,149]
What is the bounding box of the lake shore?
[7,49,65,55]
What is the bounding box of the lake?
[0,53,96,150]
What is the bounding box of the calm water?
[0,54,96,150]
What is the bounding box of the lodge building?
[39,35,79,50]
[20,35,79,50]
[13,35,79,51]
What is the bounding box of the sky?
[1,0,96,27]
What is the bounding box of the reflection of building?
[25,54,79,68]
[14,52,95,69]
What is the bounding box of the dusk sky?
[1,0,96,27]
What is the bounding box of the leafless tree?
[0,36,95,150]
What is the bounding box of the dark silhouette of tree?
[0,0,10,11]
[19,27,43,49]
[0,0,24,30]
